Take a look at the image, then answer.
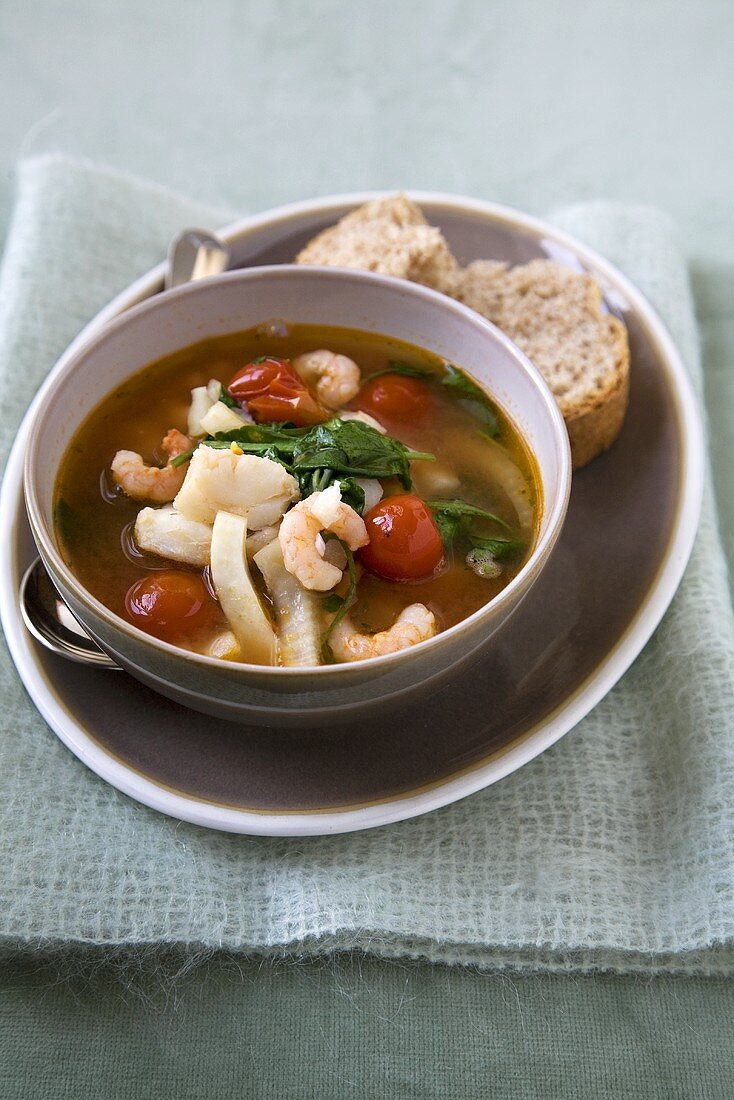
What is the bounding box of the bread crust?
[565,349,630,468]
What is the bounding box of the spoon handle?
[20,558,122,670]
[165,228,231,290]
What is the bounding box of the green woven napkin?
[1,155,733,974]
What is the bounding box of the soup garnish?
[55,324,540,666]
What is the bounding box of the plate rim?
[0,190,705,836]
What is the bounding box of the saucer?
[0,193,703,835]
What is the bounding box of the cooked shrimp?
[279,482,369,591]
[111,429,193,503]
[328,603,437,662]
[292,349,361,409]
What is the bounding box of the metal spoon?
[20,228,231,668]
[165,228,230,289]
[20,558,122,668]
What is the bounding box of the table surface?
[1,1,732,1095]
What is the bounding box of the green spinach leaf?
[441,365,499,437]
[431,509,464,546]
[468,534,524,560]
[292,420,420,487]
[427,498,517,555]
[335,476,366,514]
[426,499,511,533]
[169,447,196,468]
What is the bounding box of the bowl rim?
[24,262,571,678]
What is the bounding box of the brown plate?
[0,194,703,834]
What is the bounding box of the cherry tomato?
[354,374,432,424]
[360,494,445,581]
[125,570,217,643]
[228,357,327,426]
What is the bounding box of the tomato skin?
[125,571,217,643]
[355,374,432,424]
[360,494,445,581]
[228,357,327,426]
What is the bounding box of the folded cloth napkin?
[1,155,733,974]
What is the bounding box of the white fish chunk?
[174,446,299,529]
[199,400,253,436]
[134,505,212,567]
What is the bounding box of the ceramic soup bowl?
[24,265,571,727]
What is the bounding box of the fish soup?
[55,323,540,666]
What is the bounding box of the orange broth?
[54,323,540,660]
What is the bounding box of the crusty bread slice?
[297,197,631,469]
[296,194,459,294]
[456,259,630,468]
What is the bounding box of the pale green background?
[1,1,732,1095]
